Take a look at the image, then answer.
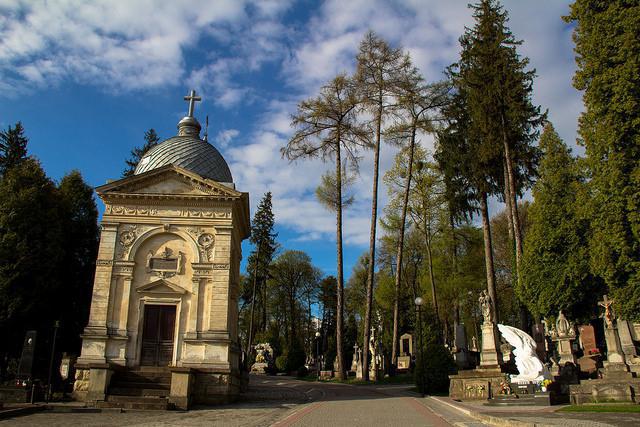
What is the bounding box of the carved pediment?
[137,279,187,295]
[97,165,242,199]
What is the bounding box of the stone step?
[98,396,171,411]
[110,380,171,389]
[108,387,170,397]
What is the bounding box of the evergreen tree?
[519,123,601,320]
[123,129,160,177]
[283,74,369,379]
[0,158,64,376]
[0,122,28,175]
[245,192,278,356]
[565,0,640,320]
[445,0,545,321]
[57,170,99,351]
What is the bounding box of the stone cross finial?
[598,295,615,328]
[184,89,202,117]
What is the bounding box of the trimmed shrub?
[275,355,288,372]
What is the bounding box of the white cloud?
[215,129,239,148]
[0,0,287,94]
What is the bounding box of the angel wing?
[497,324,537,356]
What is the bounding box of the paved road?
[5,375,640,426]
[269,381,484,427]
[0,376,484,427]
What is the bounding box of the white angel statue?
[497,324,551,383]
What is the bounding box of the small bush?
[415,343,456,394]
[275,355,288,372]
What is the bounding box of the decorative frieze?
[105,204,231,219]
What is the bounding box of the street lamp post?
[46,320,60,403]
[414,297,424,397]
[315,331,321,380]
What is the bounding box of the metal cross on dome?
[184,89,202,117]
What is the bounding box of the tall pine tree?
[0,122,28,175]
[565,0,640,320]
[446,0,545,321]
[245,192,278,356]
[123,129,161,177]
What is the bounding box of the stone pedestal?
[449,368,507,400]
[169,367,194,410]
[479,322,502,369]
[602,325,630,376]
[555,336,577,365]
[81,363,113,404]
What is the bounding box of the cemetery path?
[4,375,640,426]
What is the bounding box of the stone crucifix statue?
[598,295,615,328]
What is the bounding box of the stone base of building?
[449,368,507,400]
[72,363,242,410]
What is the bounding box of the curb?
[0,405,46,420]
[428,396,546,427]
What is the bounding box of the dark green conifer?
[565,0,640,320]
[123,128,160,177]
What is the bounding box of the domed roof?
[134,135,233,183]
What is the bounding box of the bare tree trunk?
[501,114,522,279]
[480,192,498,322]
[335,134,345,380]
[502,158,514,244]
[425,229,438,318]
[391,125,417,372]
[246,243,261,359]
[262,282,267,332]
[363,104,383,382]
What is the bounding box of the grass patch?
[558,404,640,413]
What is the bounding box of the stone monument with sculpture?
[449,290,507,400]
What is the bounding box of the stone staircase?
[97,367,173,410]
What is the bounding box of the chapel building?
[73,91,250,409]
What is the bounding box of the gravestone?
[350,343,359,372]
[17,331,37,380]
[532,323,547,362]
[570,295,640,404]
[617,319,640,373]
[549,311,577,366]
[397,333,412,371]
[453,324,471,369]
[355,347,364,380]
[577,325,600,375]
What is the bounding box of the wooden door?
[141,305,176,366]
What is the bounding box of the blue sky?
[0,0,582,279]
